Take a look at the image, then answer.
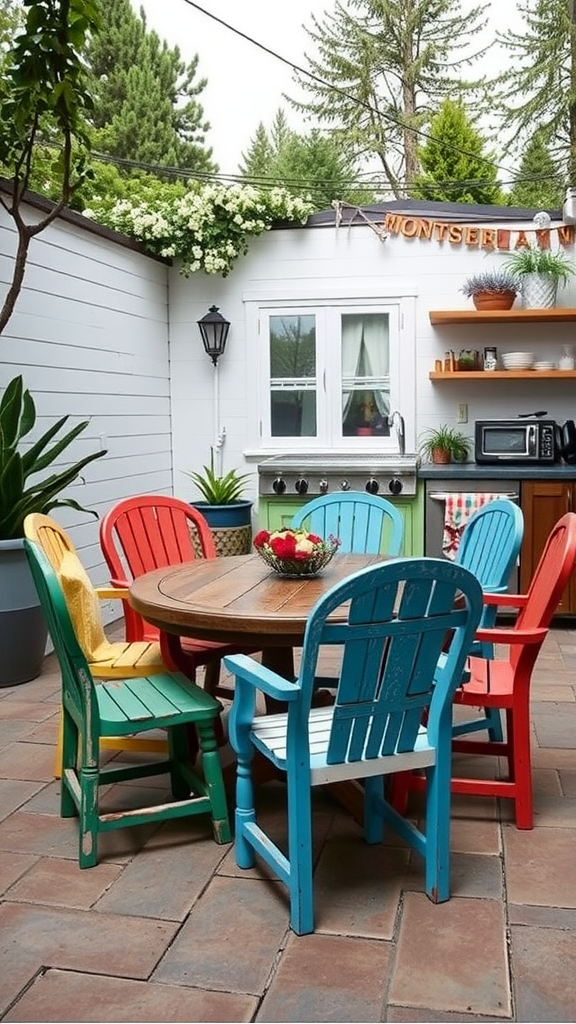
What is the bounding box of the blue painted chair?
[25,538,232,868]
[452,498,524,742]
[224,557,483,935]
[291,491,404,556]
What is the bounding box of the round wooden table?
[129,551,381,677]
[129,552,381,822]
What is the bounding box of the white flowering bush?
[84,183,314,277]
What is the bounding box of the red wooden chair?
[99,495,258,704]
[392,512,576,829]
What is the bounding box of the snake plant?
[0,375,107,539]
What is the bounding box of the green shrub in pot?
[184,450,253,555]
[418,425,471,465]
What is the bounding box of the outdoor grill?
[258,453,419,498]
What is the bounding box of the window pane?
[271,391,317,436]
[341,313,390,437]
[270,315,316,378]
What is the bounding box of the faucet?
[388,410,405,455]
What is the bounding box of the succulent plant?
[460,270,518,297]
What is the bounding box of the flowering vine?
[84,183,314,277]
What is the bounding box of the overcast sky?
[135,0,523,173]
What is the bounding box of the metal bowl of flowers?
[253,528,340,577]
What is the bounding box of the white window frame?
[244,284,417,456]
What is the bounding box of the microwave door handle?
[527,425,536,456]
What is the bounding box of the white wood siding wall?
[0,204,171,624]
[168,217,576,538]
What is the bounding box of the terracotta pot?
[431,448,451,464]
[472,291,516,311]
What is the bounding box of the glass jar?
[559,345,575,371]
[483,346,498,371]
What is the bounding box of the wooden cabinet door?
[520,481,575,613]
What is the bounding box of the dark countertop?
[418,462,576,480]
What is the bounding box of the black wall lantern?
[197,305,230,366]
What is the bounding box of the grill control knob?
[319,478,329,494]
[272,476,286,495]
[295,477,309,494]
[365,477,379,495]
[340,479,351,491]
[388,477,403,495]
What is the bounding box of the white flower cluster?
[86,184,314,277]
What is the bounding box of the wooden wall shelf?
[429,308,576,325]
[430,370,576,380]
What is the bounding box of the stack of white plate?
[533,360,556,371]
[501,351,535,370]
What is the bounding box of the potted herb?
[419,425,471,465]
[0,375,106,685]
[185,451,253,555]
[460,270,518,311]
[503,247,576,308]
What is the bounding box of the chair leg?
[485,707,504,743]
[168,725,192,800]
[203,659,222,698]
[60,707,79,818]
[363,775,384,844]
[286,768,314,935]
[508,704,534,829]
[196,719,232,844]
[423,757,451,903]
[78,765,99,868]
[234,747,257,869]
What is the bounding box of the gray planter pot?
[0,539,48,686]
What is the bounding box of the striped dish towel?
[442,493,508,559]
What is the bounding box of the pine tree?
[239,109,375,208]
[86,0,216,173]
[507,130,564,209]
[494,0,576,183]
[411,99,504,205]
[288,0,492,198]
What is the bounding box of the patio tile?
[257,933,391,1023]
[559,768,576,796]
[531,705,576,748]
[0,809,158,863]
[0,902,179,1016]
[0,778,45,821]
[0,740,56,781]
[449,852,503,900]
[2,968,258,1024]
[152,874,289,994]
[0,851,39,895]
[312,835,407,938]
[449,817,501,854]
[503,826,576,907]
[532,793,576,828]
[389,893,510,1017]
[95,820,230,920]
[5,857,123,909]
[508,904,576,929]
[511,925,576,1022]
[387,1008,510,1022]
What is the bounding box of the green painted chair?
[25,538,231,868]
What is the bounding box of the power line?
[180,0,520,181]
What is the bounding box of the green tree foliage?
[507,129,564,208]
[0,0,99,336]
[86,0,216,173]
[494,0,576,182]
[0,1,23,56]
[240,109,375,208]
[411,98,504,204]
[288,0,491,198]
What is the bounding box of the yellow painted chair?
[23,513,169,776]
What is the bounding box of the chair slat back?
[514,512,576,660]
[291,491,404,555]
[25,539,96,731]
[100,495,216,581]
[293,558,483,766]
[23,513,76,573]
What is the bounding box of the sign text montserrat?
[383,215,575,253]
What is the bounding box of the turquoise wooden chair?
[25,538,232,869]
[291,491,404,555]
[452,498,524,742]
[224,557,483,935]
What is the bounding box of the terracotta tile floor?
[0,626,575,1023]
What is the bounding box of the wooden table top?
[129,552,381,647]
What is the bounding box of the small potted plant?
[503,246,576,308]
[460,270,519,311]
[185,450,253,555]
[419,425,471,465]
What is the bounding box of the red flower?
[253,530,270,548]
[269,533,297,558]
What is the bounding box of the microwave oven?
[475,419,558,464]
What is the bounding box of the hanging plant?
[84,183,315,278]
